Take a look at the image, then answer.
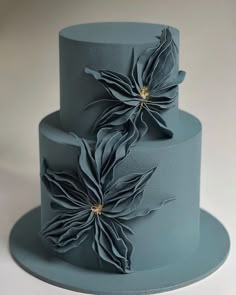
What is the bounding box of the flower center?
[91,204,103,215]
[139,86,150,100]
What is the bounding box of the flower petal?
[129,48,142,92]
[103,166,157,218]
[95,117,141,187]
[92,217,133,273]
[70,137,104,204]
[144,105,173,138]
[135,46,156,88]
[157,70,186,91]
[40,211,94,253]
[41,160,89,209]
[134,28,185,108]
[119,197,176,220]
[85,67,139,105]
[95,103,136,130]
[144,28,177,87]
[133,110,148,139]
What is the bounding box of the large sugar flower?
[40,129,175,273]
[85,28,185,139]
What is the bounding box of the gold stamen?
[139,86,150,99]
[91,204,103,215]
[139,86,150,110]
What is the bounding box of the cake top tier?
[59,22,179,45]
[59,22,184,140]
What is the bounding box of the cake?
[10,22,230,294]
[39,22,201,272]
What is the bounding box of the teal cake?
[38,22,202,273]
[10,22,230,294]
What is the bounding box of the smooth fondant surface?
[10,207,230,294]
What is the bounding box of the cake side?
[59,22,181,140]
[39,110,201,271]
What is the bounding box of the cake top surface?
[59,22,178,44]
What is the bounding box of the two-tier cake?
[10,22,230,294]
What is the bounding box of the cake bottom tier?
[39,110,202,272]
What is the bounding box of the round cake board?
[9,207,230,295]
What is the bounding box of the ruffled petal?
[95,123,139,186]
[96,106,147,148]
[92,217,133,273]
[133,110,148,139]
[144,105,173,138]
[40,210,94,253]
[145,28,177,87]
[70,137,104,204]
[41,160,90,209]
[156,70,186,91]
[95,128,122,177]
[85,67,139,105]
[150,87,177,102]
[95,103,137,131]
[135,46,156,88]
[103,166,157,218]
[119,197,176,220]
[129,48,142,91]
[134,28,185,110]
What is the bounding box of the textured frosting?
[39,110,201,272]
[59,22,180,140]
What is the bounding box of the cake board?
[9,207,230,295]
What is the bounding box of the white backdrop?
[0,0,235,294]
